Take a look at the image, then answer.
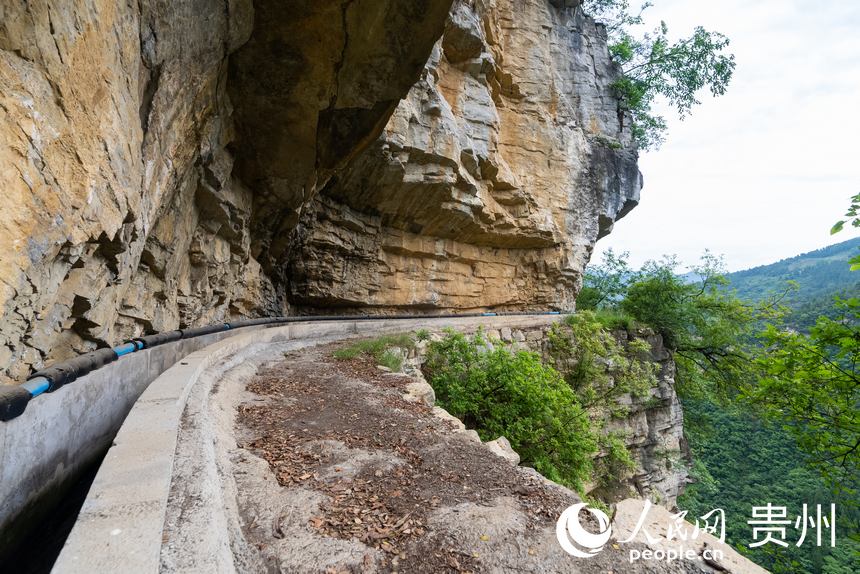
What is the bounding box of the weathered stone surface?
[0,0,451,382]
[577,330,688,507]
[485,435,520,465]
[432,405,467,432]
[404,380,436,406]
[0,0,260,382]
[290,0,641,311]
[0,0,638,382]
[228,0,454,272]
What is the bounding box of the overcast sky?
[592,0,860,272]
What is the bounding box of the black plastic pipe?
[0,311,562,422]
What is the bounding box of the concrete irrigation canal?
[0,314,763,573]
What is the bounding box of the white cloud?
[593,0,860,271]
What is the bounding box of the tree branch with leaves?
[583,1,736,149]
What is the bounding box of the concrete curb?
[54,315,559,572]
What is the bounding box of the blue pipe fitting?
[4,311,567,423]
[113,343,138,357]
[22,377,51,398]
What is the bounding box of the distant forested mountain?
[727,237,860,328]
[680,239,860,573]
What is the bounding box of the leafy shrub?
[594,432,637,487]
[423,331,597,490]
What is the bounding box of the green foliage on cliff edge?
[547,313,657,414]
[583,248,860,572]
[583,248,860,481]
[422,330,597,490]
[422,316,660,492]
[583,0,736,149]
[581,250,773,399]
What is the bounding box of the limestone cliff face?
[0,0,450,382]
[598,330,688,507]
[0,0,639,382]
[1,0,259,381]
[289,0,641,311]
[500,325,687,506]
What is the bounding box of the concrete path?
[54,315,763,573]
[54,316,559,572]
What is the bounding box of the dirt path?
[231,342,699,574]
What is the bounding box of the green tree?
[577,249,636,310]
[581,247,860,566]
[620,254,766,398]
[747,298,860,488]
[584,1,736,149]
[829,192,860,270]
[830,193,860,237]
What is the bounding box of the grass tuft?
[378,349,404,372]
[332,333,415,371]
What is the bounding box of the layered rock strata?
[289,0,641,311]
[0,0,639,382]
